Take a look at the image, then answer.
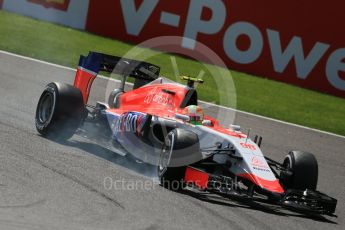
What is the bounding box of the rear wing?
[78,52,160,79]
[74,52,160,104]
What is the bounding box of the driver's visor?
[189,115,202,122]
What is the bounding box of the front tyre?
[280,151,318,190]
[158,133,186,191]
[35,82,84,140]
[158,128,200,191]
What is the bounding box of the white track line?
[1,49,344,139]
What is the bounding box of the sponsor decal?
[114,112,147,135]
[253,166,271,172]
[144,87,174,106]
[240,142,256,151]
[86,0,345,98]
[144,87,158,104]
[251,156,269,169]
[27,0,70,11]
[252,156,265,167]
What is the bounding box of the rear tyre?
[158,128,200,191]
[35,82,84,140]
[280,151,318,190]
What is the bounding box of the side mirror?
[230,124,241,132]
[175,113,190,122]
[202,120,212,126]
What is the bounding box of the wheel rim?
[283,160,290,169]
[158,134,174,175]
[283,155,293,170]
[38,93,53,123]
[158,144,169,175]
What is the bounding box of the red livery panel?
[73,68,96,104]
[184,167,209,190]
[238,173,284,194]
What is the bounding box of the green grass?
[1,10,345,136]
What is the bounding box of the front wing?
[183,166,337,216]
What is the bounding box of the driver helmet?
[183,105,204,125]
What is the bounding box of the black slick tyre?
[35,82,84,140]
[281,151,318,190]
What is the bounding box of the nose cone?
[239,173,284,194]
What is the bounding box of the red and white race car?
[35,52,337,216]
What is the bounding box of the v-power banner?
[1,0,345,98]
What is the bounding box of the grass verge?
[0,11,344,136]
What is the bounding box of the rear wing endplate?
[74,52,160,104]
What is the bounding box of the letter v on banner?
[120,0,159,36]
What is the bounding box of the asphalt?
[0,51,344,230]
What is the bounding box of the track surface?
[0,52,344,230]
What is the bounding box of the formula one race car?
[35,52,337,216]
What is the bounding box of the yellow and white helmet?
[182,105,204,125]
